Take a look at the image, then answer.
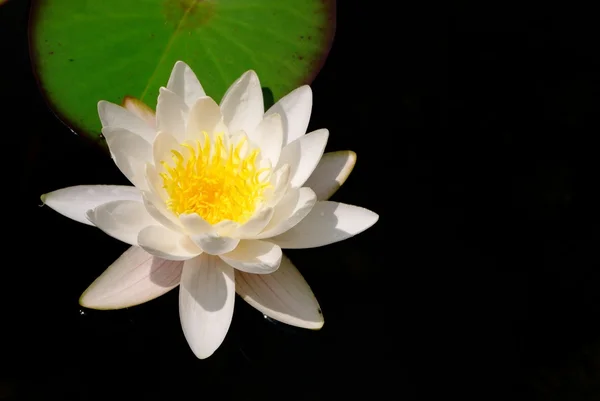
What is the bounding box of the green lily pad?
[29,0,335,142]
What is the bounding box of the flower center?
[160,132,271,225]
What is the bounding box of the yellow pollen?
[160,132,271,224]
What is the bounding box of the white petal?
[41,185,141,226]
[236,253,323,329]
[98,101,155,143]
[185,96,223,140]
[80,246,182,309]
[179,254,235,359]
[104,128,152,190]
[167,61,206,109]
[304,151,357,201]
[213,220,241,237]
[264,164,291,207]
[265,85,312,146]
[179,213,213,235]
[156,87,188,143]
[142,191,182,232]
[138,225,202,261]
[229,130,250,158]
[252,113,284,166]
[277,129,329,188]
[220,240,282,274]
[220,70,263,134]
[152,131,180,170]
[86,200,156,245]
[256,187,317,239]
[145,163,169,201]
[268,201,379,249]
[190,232,240,256]
[237,207,274,238]
[123,96,156,129]
[104,128,153,164]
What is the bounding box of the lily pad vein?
[139,0,200,102]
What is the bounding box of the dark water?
[4,0,600,399]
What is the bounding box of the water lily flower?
[41,61,378,359]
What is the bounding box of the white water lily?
[41,61,378,359]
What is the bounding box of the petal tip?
[267,112,282,121]
[241,70,260,85]
[78,292,120,311]
[311,319,325,331]
[78,289,106,310]
[190,346,217,360]
[360,210,380,233]
[78,290,93,308]
[305,310,324,330]
[296,85,313,97]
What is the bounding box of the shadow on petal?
[181,254,229,312]
[149,257,183,288]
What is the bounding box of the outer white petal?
[86,200,156,245]
[189,233,240,256]
[268,201,379,249]
[123,96,156,129]
[104,128,153,163]
[80,246,182,310]
[256,187,317,239]
[167,61,206,108]
[185,96,223,140]
[235,253,323,329]
[138,225,202,261]
[265,85,312,146]
[104,128,152,190]
[179,254,235,359]
[220,70,263,134]
[304,151,357,201]
[252,113,284,166]
[41,185,141,226]
[220,240,282,274]
[98,100,155,143]
[277,129,329,188]
[156,87,188,143]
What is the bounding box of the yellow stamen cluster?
[160,132,270,224]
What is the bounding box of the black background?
[3,0,600,399]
